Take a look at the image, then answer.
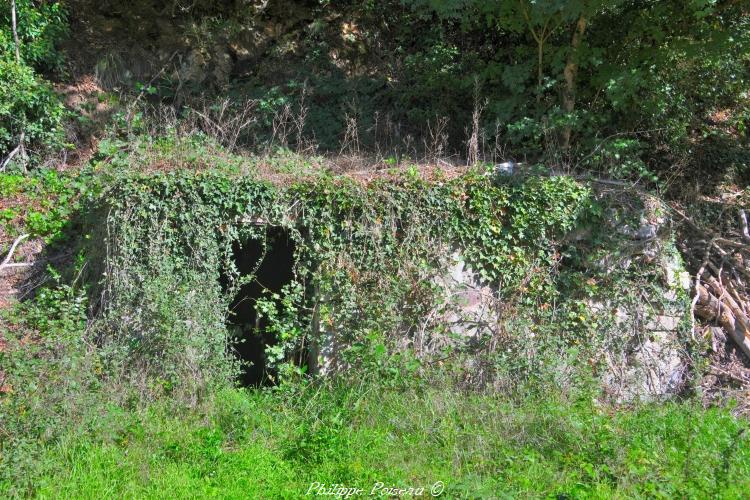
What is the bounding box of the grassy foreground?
[4,379,749,499]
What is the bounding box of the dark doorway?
[228,227,296,386]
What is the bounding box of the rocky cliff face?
[65,0,367,91]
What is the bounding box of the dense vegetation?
[2,0,748,184]
[8,381,750,497]
[0,1,749,498]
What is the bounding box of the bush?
[0,58,65,163]
[0,0,68,74]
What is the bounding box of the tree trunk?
[561,15,587,150]
[8,0,27,172]
[11,0,20,63]
[536,40,544,103]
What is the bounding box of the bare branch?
[0,144,21,172]
[695,283,750,360]
[0,234,30,273]
[1,262,33,270]
[691,236,714,341]
[740,209,750,244]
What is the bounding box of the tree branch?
[0,144,21,172]
[0,234,30,273]
[740,209,750,244]
[561,14,587,149]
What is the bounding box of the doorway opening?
[227,227,296,386]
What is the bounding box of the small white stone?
[679,271,692,290]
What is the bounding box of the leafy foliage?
[0,0,68,165]
[0,0,68,73]
[0,59,65,161]
[0,0,746,496]
[55,163,612,400]
[0,168,93,242]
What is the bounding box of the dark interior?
[228,227,296,387]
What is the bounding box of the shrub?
[0,58,65,163]
[0,0,68,74]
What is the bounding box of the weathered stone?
[602,329,686,402]
[434,251,496,340]
[307,189,692,401]
[636,224,657,240]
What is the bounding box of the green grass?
[4,381,749,499]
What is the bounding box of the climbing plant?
[2,156,695,403]
[76,166,611,398]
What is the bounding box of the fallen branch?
[691,237,714,341]
[695,283,750,360]
[0,262,33,269]
[0,144,21,172]
[678,218,750,357]
[0,233,30,273]
[710,237,750,251]
[709,366,750,385]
